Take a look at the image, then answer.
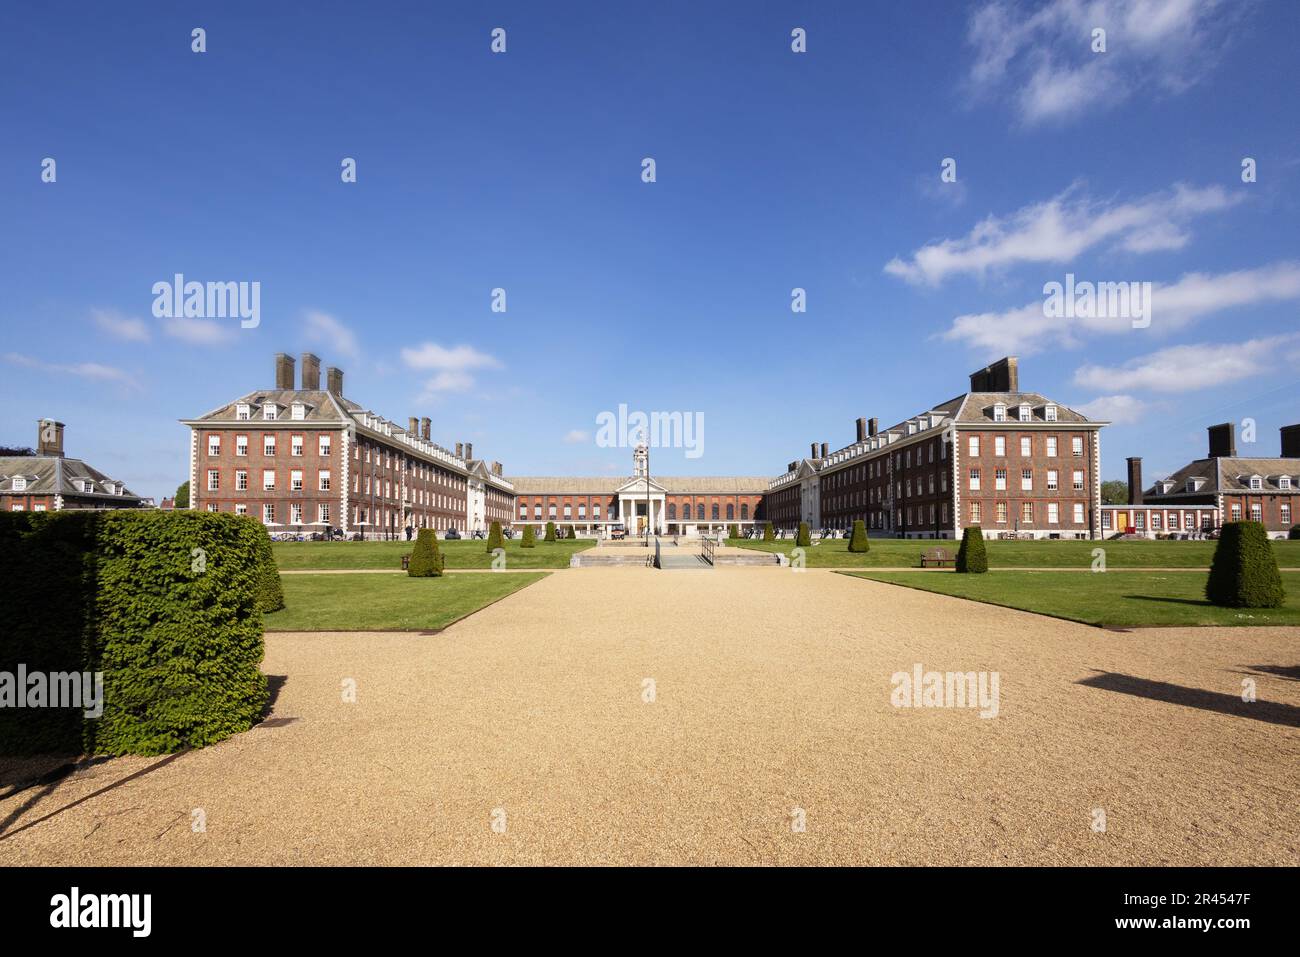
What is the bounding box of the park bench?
[920,547,955,568]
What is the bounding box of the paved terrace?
[1,567,1297,865]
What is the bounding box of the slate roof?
[1147,456,1300,497]
[0,455,144,504]
[509,476,771,495]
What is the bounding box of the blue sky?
[2,0,1298,501]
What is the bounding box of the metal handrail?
[653,535,662,569]
[700,535,715,566]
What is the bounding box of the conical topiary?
[254,528,285,612]
[486,520,503,552]
[1205,521,1284,608]
[763,522,775,542]
[848,519,869,554]
[521,525,536,548]
[544,521,557,542]
[407,528,444,577]
[565,524,576,540]
[796,522,811,547]
[955,526,988,573]
[729,524,740,539]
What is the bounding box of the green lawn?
[265,571,547,631]
[843,569,1300,627]
[731,536,1300,569]
[271,538,595,570]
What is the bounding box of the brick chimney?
[869,417,879,437]
[274,353,295,390]
[37,419,65,457]
[326,366,343,397]
[421,417,431,441]
[1207,422,1236,458]
[969,356,1019,393]
[455,442,464,458]
[300,353,321,390]
[820,442,828,458]
[408,416,419,436]
[1281,424,1300,458]
[465,442,473,460]
[492,461,502,475]
[856,417,868,443]
[810,442,818,459]
[1127,457,1143,505]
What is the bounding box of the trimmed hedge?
[486,521,503,552]
[796,522,811,547]
[729,524,740,539]
[1289,525,1300,541]
[0,511,269,756]
[1205,521,1285,608]
[564,524,577,540]
[521,525,536,548]
[763,522,775,542]
[848,519,869,553]
[254,529,284,612]
[956,526,988,573]
[407,528,444,577]
[544,521,557,542]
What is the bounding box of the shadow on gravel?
[1077,671,1300,728]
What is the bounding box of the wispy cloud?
[302,310,360,360]
[5,352,141,391]
[940,261,1300,355]
[563,429,590,444]
[161,317,237,346]
[966,0,1243,125]
[401,341,503,399]
[1073,334,1300,394]
[886,182,1238,285]
[1073,393,1150,425]
[91,308,150,343]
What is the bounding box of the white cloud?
[563,430,590,444]
[91,308,150,343]
[966,0,1241,125]
[1073,335,1300,394]
[885,182,1237,285]
[162,317,236,346]
[4,352,141,391]
[1073,394,1150,425]
[302,310,360,360]
[402,341,504,398]
[422,371,475,393]
[940,261,1300,355]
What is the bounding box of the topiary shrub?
[796,522,811,547]
[544,521,557,542]
[407,528,444,577]
[729,524,740,539]
[956,526,988,573]
[253,528,284,612]
[521,525,536,548]
[848,519,869,553]
[486,520,503,552]
[1205,521,1284,608]
[1289,524,1300,541]
[763,522,775,542]
[565,524,577,540]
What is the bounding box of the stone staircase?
[713,552,782,566]
[571,551,653,567]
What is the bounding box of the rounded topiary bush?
[956,526,988,573]
[1205,521,1284,608]
[544,521,557,542]
[796,522,811,547]
[848,519,869,553]
[486,520,503,552]
[521,525,536,548]
[407,528,444,577]
[763,522,775,542]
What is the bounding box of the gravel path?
[2,567,1297,865]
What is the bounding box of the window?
[10,505,22,511]
[319,470,331,491]
[696,504,704,520]
[968,436,980,456]
[993,404,1006,422]
[236,469,248,490]
[741,504,749,520]
[264,435,276,456]
[712,504,720,520]
[1230,504,1241,521]
[263,469,276,490]
[1102,510,1112,530]
[1046,436,1057,457]
[1073,470,1084,491]
[1021,469,1033,491]
[995,468,1007,491]
[1020,436,1031,457]
[549,505,557,518]
[262,503,275,523]
[1251,503,1262,522]
[291,403,306,420]
[208,435,221,456]
[593,505,601,518]
[12,477,26,492]
[1072,436,1084,457]
[292,435,304,456]
[1151,512,1162,531]
[519,505,528,519]
[1283,504,1292,525]
[726,504,735,520]
[1047,469,1059,491]
[563,505,572,519]
[1249,476,1262,490]
[1044,404,1057,422]
[1135,512,1146,531]
[533,505,541,519]
[1073,503,1085,524]
[319,435,331,457]
[319,504,331,524]
[969,502,981,524]
[1280,476,1292,490]
[1047,503,1059,524]
[207,503,218,513]
[236,435,248,456]
[1018,404,1032,422]
[291,503,303,525]
[994,436,1006,456]
[207,469,219,491]
[1021,502,1033,524]
[262,403,277,420]
[236,403,251,420]
[579,504,587,519]
[235,503,247,515]
[969,469,980,491]
[996,501,1008,524]
[291,470,304,491]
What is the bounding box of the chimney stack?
[36,419,65,457]
[969,356,1019,393]
[869,417,879,437]
[326,366,344,397]
[456,442,464,458]
[492,461,502,476]
[274,353,295,390]
[465,442,473,460]
[1207,422,1236,458]
[1127,457,1143,505]
[1281,424,1300,458]
[810,442,818,459]
[856,417,867,442]
[300,353,321,390]
[820,442,829,458]
[408,416,419,436]
[421,417,431,441]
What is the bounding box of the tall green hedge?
[544,521,557,542]
[956,526,988,573]
[0,511,269,756]
[763,522,775,542]
[1205,521,1284,608]
[1289,525,1300,541]
[848,519,869,553]
[796,522,811,547]
[254,528,284,612]
[486,520,503,551]
[521,525,536,548]
[407,528,444,577]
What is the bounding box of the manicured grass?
[271,538,595,570]
[843,569,1300,627]
[265,571,547,631]
[731,536,1300,569]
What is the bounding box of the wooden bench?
[920,547,955,568]
[401,554,411,570]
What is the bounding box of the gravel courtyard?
[2,567,1297,865]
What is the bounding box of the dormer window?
[236,403,251,421]
[80,479,95,493]
[12,477,26,492]
[291,402,306,420]
[1281,476,1293,490]
[993,403,1006,422]
[1044,404,1058,422]
[1249,475,1263,490]
[1159,481,1173,494]
[1186,478,1203,493]
[262,403,277,420]
[1018,403,1032,422]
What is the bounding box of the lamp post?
[644,437,651,548]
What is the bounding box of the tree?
[729,524,740,540]
[486,520,503,552]
[544,521,557,542]
[763,522,775,542]
[796,522,811,547]
[956,526,988,573]
[848,519,869,553]
[174,480,190,509]
[1100,480,1128,506]
[521,525,536,548]
[407,528,444,577]
[1205,521,1284,608]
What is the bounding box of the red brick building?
[1,420,147,513]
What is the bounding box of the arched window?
[667,503,677,520]
[696,504,704,520]
[741,504,749,520]
[711,504,719,520]
[726,504,734,520]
